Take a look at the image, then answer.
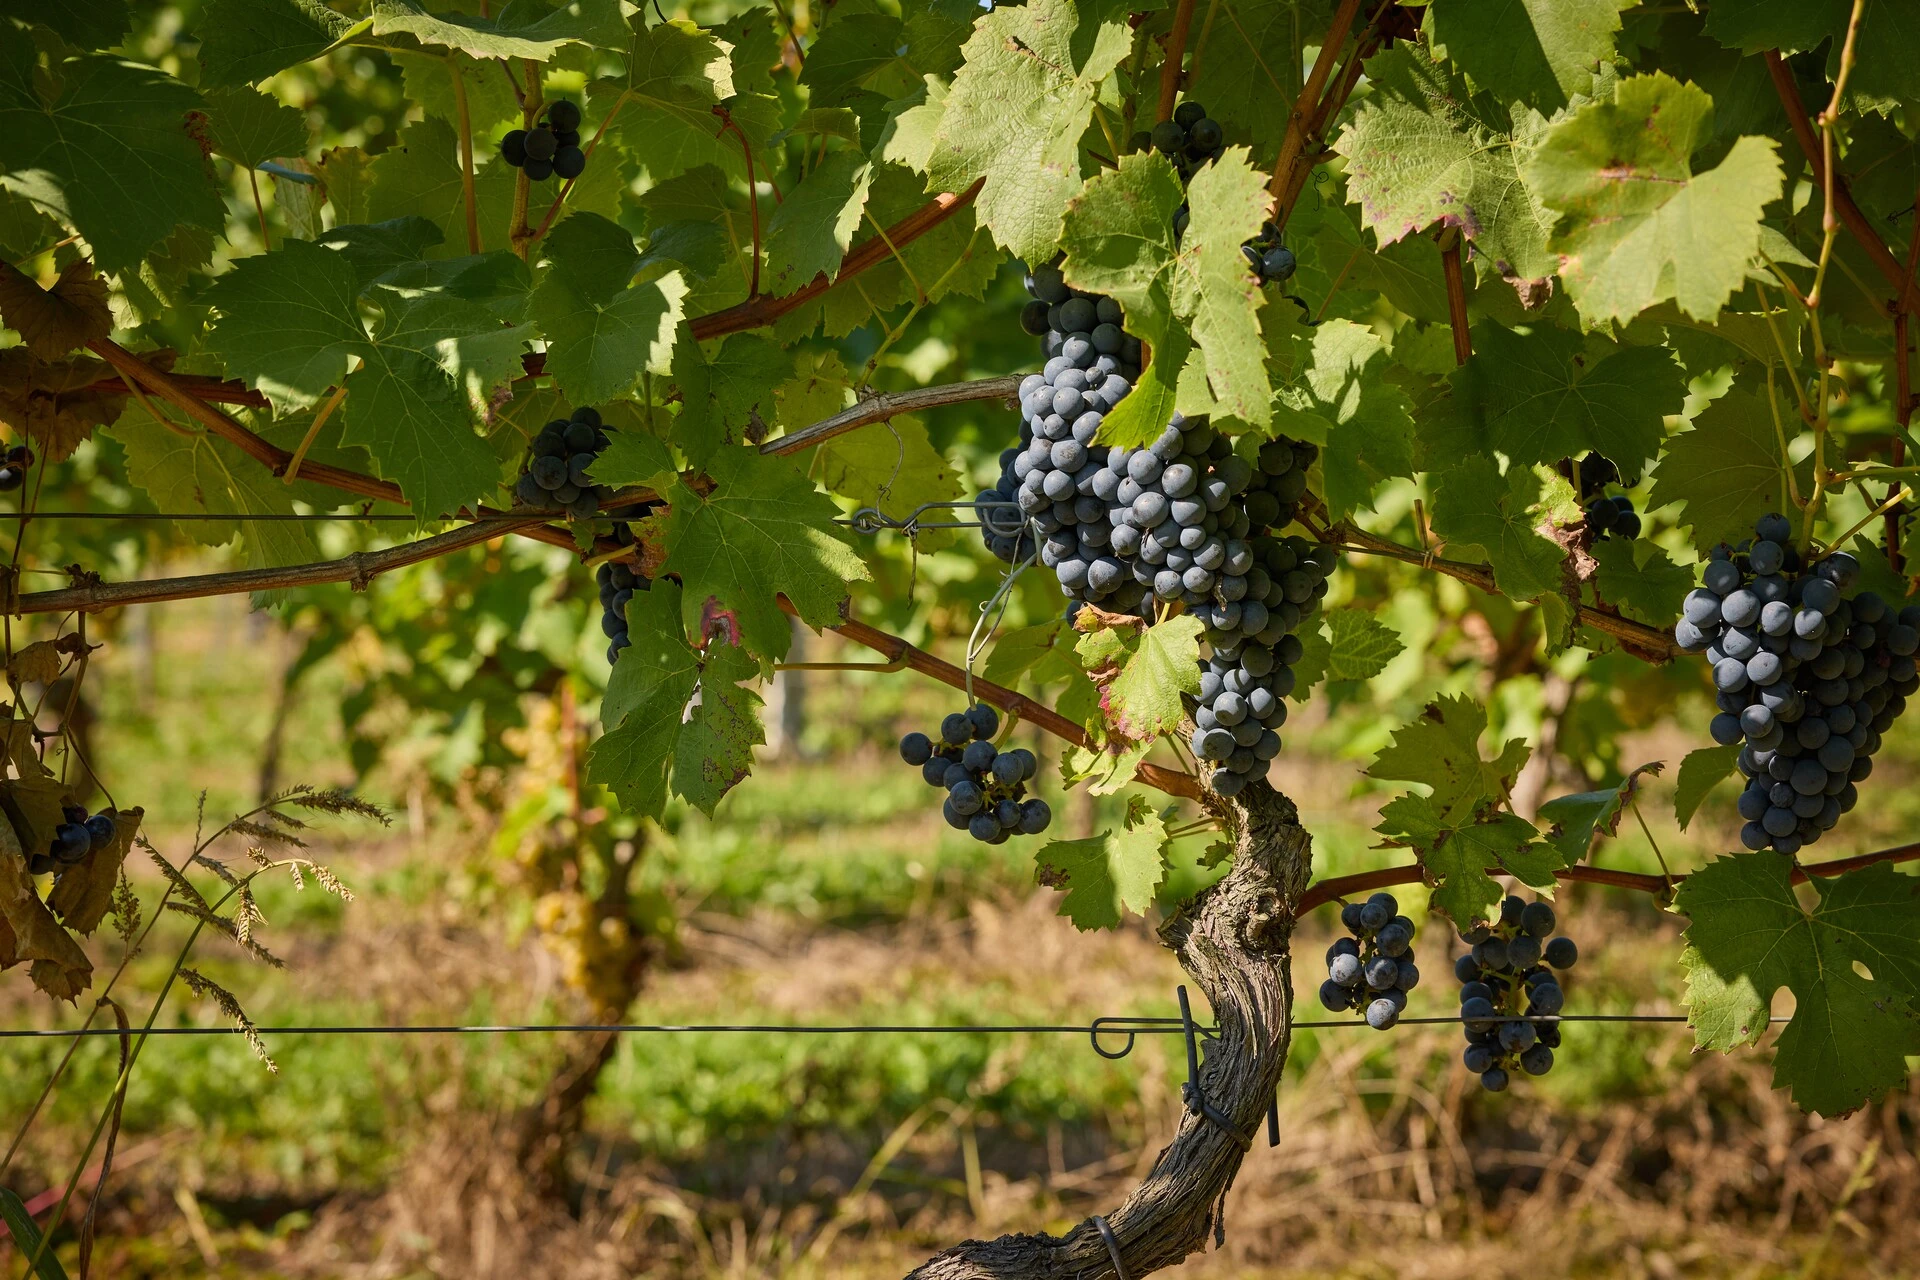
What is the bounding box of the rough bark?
[906,781,1312,1280]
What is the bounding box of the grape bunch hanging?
[0,442,32,492]
[898,704,1051,843]
[1674,513,1920,853]
[1239,221,1297,288]
[1132,100,1227,178]
[1575,453,1639,540]
[1318,891,1420,1030]
[517,405,619,522]
[1454,896,1576,1092]
[499,97,586,182]
[23,804,120,877]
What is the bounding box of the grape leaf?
[1060,152,1185,353]
[1098,330,1187,449]
[983,619,1074,687]
[341,345,503,520]
[1646,384,1811,554]
[590,430,677,496]
[773,349,850,433]
[1281,319,1416,518]
[370,0,629,60]
[1076,616,1204,741]
[658,449,870,661]
[1376,795,1554,927]
[200,86,309,170]
[372,286,533,410]
[204,237,370,410]
[1674,743,1742,831]
[1523,73,1784,324]
[1450,322,1685,481]
[316,217,447,290]
[1429,454,1567,603]
[1535,761,1661,860]
[1288,615,1331,703]
[1589,537,1691,625]
[1182,0,1321,156]
[1324,610,1404,681]
[1676,854,1920,1116]
[1033,793,1169,930]
[0,810,92,1001]
[1428,0,1632,111]
[1172,149,1272,428]
[590,21,748,185]
[1332,43,1556,303]
[816,414,964,552]
[1368,693,1531,822]
[531,212,686,405]
[923,0,1134,262]
[798,13,917,108]
[0,259,110,359]
[196,0,356,86]
[671,333,790,468]
[763,152,872,296]
[589,582,763,818]
[1704,0,1920,114]
[318,146,374,224]
[0,30,225,275]
[0,0,129,45]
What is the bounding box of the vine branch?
[1155,0,1198,123]
[761,375,1023,456]
[1268,0,1364,214]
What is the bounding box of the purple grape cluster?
[1577,453,1639,540]
[26,804,119,876]
[500,98,585,182]
[1319,891,1420,1030]
[1674,513,1920,853]
[1454,896,1576,1092]
[1239,221,1296,287]
[899,704,1051,843]
[1131,100,1227,180]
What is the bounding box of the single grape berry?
[546,99,582,133]
[554,146,586,180]
[525,126,558,162]
[500,129,528,167]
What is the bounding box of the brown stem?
[1893,310,1910,575]
[1439,229,1471,365]
[449,55,483,255]
[761,376,1022,456]
[246,169,270,249]
[1764,51,1920,317]
[1296,838,1920,914]
[818,609,1205,800]
[1275,0,1387,229]
[713,108,764,297]
[509,59,543,260]
[80,372,268,409]
[1156,0,1198,123]
[8,519,548,615]
[908,783,1306,1280]
[687,180,984,341]
[1268,0,1363,202]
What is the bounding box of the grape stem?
[1155,0,1199,123]
[448,53,482,255]
[1267,0,1362,202]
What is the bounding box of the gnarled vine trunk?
[908,782,1312,1279]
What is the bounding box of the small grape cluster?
[1576,453,1639,540]
[1239,221,1297,287]
[898,704,1052,843]
[0,443,33,492]
[1674,513,1920,853]
[1454,895,1577,1092]
[499,98,585,182]
[596,560,651,666]
[1318,891,1420,1030]
[1131,100,1226,180]
[517,406,615,522]
[26,805,119,876]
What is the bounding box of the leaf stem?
[1156,0,1198,123]
[282,380,349,485]
[448,53,483,255]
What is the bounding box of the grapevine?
[1454,896,1576,1091]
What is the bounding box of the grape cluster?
[898,704,1052,843]
[1673,513,1920,854]
[25,805,119,876]
[517,406,615,522]
[499,98,585,182]
[1130,100,1226,179]
[596,560,651,666]
[1239,221,1297,287]
[0,443,32,492]
[1453,895,1577,1092]
[1318,891,1420,1030]
[1576,453,1639,540]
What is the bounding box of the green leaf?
[591,21,747,185]
[1376,794,1550,927]
[1429,454,1567,602]
[0,1185,72,1280]
[0,31,225,275]
[670,636,766,815]
[318,146,373,225]
[1535,761,1661,861]
[315,216,447,290]
[923,0,1134,262]
[1324,610,1404,681]
[1368,693,1531,822]
[194,0,354,86]
[764,152,873,297]
[1060,152,1186,353]
[1451,323,1685,480]
[531,212,686,405]
[1705,0,1920,114]
[1332,44,1556,302]
[1588,537,1691,626]
[1033,793,1169,930]
[590,430,677,496]
[0,0,127,46]
[1429,0,1632,111]
[341,345,502,520]
[201,86,310,170]
[671,333,791,468]
[1646,384,1810,555]
[815,414,965,552]
[798,13,916,108]
[1286,319,1416,518]
[658,449,870,661]
[370,0,629,60]
[983,619,1073,687]
[1677,854,1920,1116]
[1172,149,1272,427]
[1097,328,1188,449]
[1674,743,1742,831]
[1075,616,1204,741]
[1182,0,1321,156]
[1523,73,1784,324]
[205,238,370,410]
